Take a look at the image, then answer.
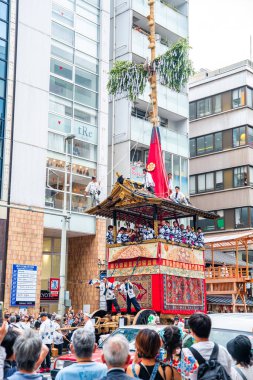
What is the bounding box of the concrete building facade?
[0,0,110,313]
[109,0,189,194]
[189,60,253,258]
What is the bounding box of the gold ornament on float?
[147,162,156,172]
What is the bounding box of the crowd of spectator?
[106,222,204,248]
[0,312,252,380]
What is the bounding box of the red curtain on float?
[146,126,169,198]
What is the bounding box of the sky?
[189,0,253,71]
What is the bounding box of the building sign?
[11,264,37,306]
[73,121,97,145]
[130,162,145,183]
[40,289,59,301]
[49,278,60,292]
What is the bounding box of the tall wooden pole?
[148,0,158,127]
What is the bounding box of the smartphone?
[184,317,190,330]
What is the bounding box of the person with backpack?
[182,313,232,380]
[226,335,253,380]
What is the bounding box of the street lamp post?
[58,134,75,316]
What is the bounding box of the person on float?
[143,168,155,194]
[106,225,114,244]
[119,279,141,314]
[194,227,205,248]
[103,277,121,315]
[170,186,188,205]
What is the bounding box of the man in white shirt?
[170,186,188,205]
[85,176,101,207]
[39,312,55,373]
[119,279,141,314]
[183,313,232,380]
[83,313,94,334]
[143,169,155,194]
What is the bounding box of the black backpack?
[189,343,232,380]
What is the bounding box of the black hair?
[40,312,48,318]
[197,227,202,231]
[163,326,182,360]
[108,225,113,229]
[92,176,96,180]
[34,321,41,329]
[188,313,211,339]
[143,168,147,172]
[16,315,21,322]
[1,329,20,359]
[175,186,180,189]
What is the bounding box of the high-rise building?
[189,60,253,257]
[109,0,189,193]
[0,0,110,313]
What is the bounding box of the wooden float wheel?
[91,309,107,318]
[132,309,157,325]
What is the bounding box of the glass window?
[206,172,214,191]
[48,113,71,134]
[75,50,98,73]
[75,34,97,58]
[215,171,223,190]
[204,134,213,154]
[0,119,4,137]
[0,98,5,119]
[50,76,73,99]
[190,176,196,194]
[249,167,253,186]
[54,238,61,253]
[0,39,6,60]
[75,67,98,91]
[50,58,72,80]
[43,238,52,252]
[198,174,205,192]
[181,157,188,195]
[213,94,221,113]
[214,132,222,151]
[189,102,196,121]
[247,126,253,146]
[49,94,73,117]
[75,85,97,108]
[164,152,172,174]
[48,132,65,153]
[235,207,248,228]
[52,3,74,27]
[0,20,7,40]
[222,91,231,111]
[216,210,225,230]
[190,139,196,157]
[51,22,74,46]
[76,0,99,24]
[173,155,180,187]
[74,103,97,125]
[0,60,6,79]
[196,97,212,118]
[73,120,97,144]
[0,2,8,21]
[196,136,204,155]
[56,0,75,10]
[234,166,248,187]
[247,88,253,108]
[72,139,97,161]
[51,40,74,63]
[76,16,99,41]
[232,88,245,108]
[0,78,5,97]
[233,126,246,147]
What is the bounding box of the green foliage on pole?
[107,38,194,101]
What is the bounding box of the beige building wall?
[67,218,106,312]
[4,209,44,314]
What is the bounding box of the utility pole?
[148,0,158,127]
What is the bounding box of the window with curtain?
[206,172,214,191]
[233,166,248,187]
[190,139,196,157]
[232,87,245,108]
[48,132,65,153]
[196,97,212,118]
[196,136,205,155]
[235,207,248,228]
[233,126,246,147]
[198,174,205,192]
[215,171,223,190]
[247,126,253,146]
[213,94,221,113]
[214,132,222,151]
[190,176,196,194]
[189,102,196,120]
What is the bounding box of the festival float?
[87,0,218,324]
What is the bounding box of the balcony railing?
[132,0,188,39]
[205,266,250,279]
[132,28,168,59]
